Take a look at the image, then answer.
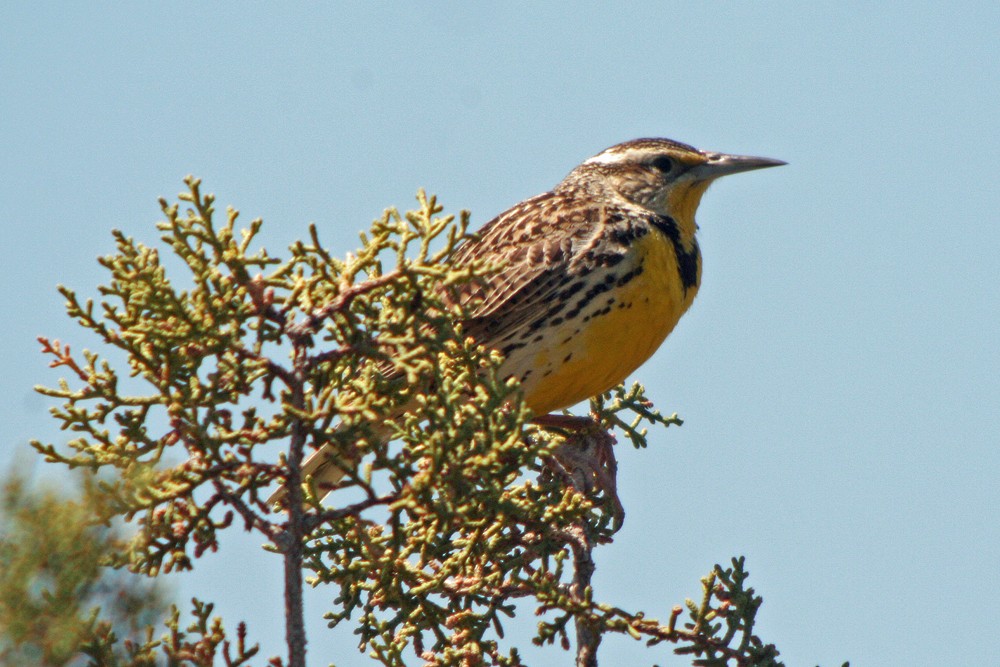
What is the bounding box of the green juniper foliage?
[31,177,842,666]
[78,598,261,667]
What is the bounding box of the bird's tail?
[267,420,397,508]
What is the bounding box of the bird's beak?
[690,152,787,180]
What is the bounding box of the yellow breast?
[519,231,700,414]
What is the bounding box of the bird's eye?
[650,156,674,173]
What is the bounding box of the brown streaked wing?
[450,191,613,348]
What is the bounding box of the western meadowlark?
[272,137,784,505]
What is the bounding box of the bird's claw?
[538,415,625,533]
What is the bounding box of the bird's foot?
[535,414,624,533]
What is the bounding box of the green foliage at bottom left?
[0,468,168,665]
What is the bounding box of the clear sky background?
[2,3,998,666]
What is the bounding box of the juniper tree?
[0,469,169,665]
[31,178,835,666]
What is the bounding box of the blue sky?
[2,3,998,666]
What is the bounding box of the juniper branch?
[32,177,839,667]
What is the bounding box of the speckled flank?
[509,228,700,413]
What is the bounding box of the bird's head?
[563,138,785,224]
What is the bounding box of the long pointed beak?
[690,152,787,180]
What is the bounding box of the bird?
[270,137,784,506]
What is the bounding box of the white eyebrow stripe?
[583,147,654,166]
